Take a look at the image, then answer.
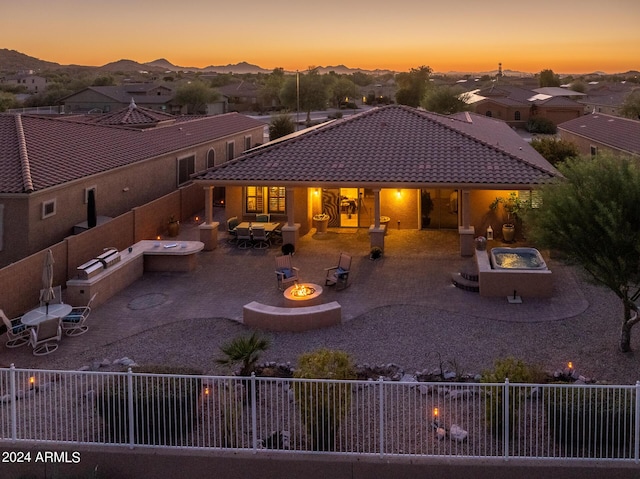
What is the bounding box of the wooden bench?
[243,301,341,332]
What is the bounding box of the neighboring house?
[577,82,638,116]
[558,113,640,157]
[0,103,266,267]
[60,83,177,114]
[1,73,48,92]
[465,85,584,128]
[217,81,262,112]
[194,105,560,256]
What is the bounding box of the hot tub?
[490,247,547,270]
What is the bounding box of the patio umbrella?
[39,249,55,315]
[87,189,97,228]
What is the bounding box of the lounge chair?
[1,309,31,348]
[325,252,352,290]
[62,293,97,337]
[275,254,300,290]
[29,317,62,356]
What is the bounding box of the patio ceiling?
[194,105,561,190]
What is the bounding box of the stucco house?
[0,103,266,267]
[1,73,48,93]
[60,84,177,114]
[465,85,584,129]
[558,113,640,157]
[194,105,560,256]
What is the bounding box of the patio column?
[458,188,474,257]
[368,188,385,251]
[199,185,219,251]
[282,186,300,251]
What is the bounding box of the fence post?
[635,381,639,464]
[504,378,509,461]
[378,377,384,458]
[10,363,17,442]
[127,368,135,449]
[251,373,258,453]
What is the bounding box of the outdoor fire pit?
[284,282,323,307]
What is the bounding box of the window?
[590,145,598,157]
[268,187,286,213]
[245,186,264,213]
[42,199,56,219]
[226,141,235,161]
[177,155,195,186]
[517,190,542,209]
[514,111,521,121]
[244,136,252,151]
[206,149,215,169]
[84,185,97,204]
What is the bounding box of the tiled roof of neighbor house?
[60,85,174,105]
[533,87,586,98]
[558,113,640,156]
[0,112,266,194]
[195,105,560,188]
[62,100,178,129]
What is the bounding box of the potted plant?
[369,246,383,260]
[313,213,330,233]
[490,193,527,243]
[167,215,180,237]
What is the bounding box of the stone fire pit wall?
[475,250,553,298]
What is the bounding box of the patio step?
[451,272,479,293]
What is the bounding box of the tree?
[327,76,357,108]
[258,68,285,112]
[174,80,219,114]
[395,65,432,107]
[620,90,640,120]
[422,85,470,114]
[279,68,328,125]
[216,332,270,377]
[269,113,295,140]
[0,91,17,112]
[92,75,115,86]
[526,154,640,352]
[530,137,579,166]
[569,80,587,93]
[538,69,561,87]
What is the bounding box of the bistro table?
[22,304,73,326]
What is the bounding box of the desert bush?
[481,357,545,438]
[96,366,202,445]
[526,117,557,134]
[293,349,356,451]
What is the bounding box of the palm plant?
[216,332,270,377]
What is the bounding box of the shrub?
[481,357,545,438]
[293,349,356,451]
[546,387,636,457]
[526,117,557,134]
[96,366,202,445]
[370,246,383,260]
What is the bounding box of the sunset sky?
[2,0,638,74]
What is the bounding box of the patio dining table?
[235,222,280,233]
[22,304,73,326]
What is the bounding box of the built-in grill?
[76,248,121,280]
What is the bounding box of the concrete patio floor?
[1,207,638,384]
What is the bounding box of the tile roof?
[195,105,560,188]
[60,85,174,105]
[0,112,266,194]
[63,100,178,129]
[558,113,640,156]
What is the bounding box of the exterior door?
[422,189,459,229]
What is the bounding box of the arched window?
[485,111,493,118]
[206,149,215,169]
[514,111,521,121]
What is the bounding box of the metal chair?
[29,317,62,356]
[236,226,253,249]
[325,252,352,290]
[62,293,97,337]
[251,225,271,249]
[255,213,270,222]
[1,309,31,348]
[275,254,300,290]
[227,216,240,244]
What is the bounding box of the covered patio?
[194,105,560,256]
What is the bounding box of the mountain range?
[1,48,634,78]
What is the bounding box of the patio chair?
[1,309,31,348]
[275,254,300,290]
[62,293,97,337]
[40,285,63,307]
[271,223,283,244]
[255,213,270,223]
[325,252,352,290]
[29,317,62,356]
[236,226,253,249]
[227,216,240,244]
[251,225,271,249]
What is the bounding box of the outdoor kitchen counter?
[66,240,204,308]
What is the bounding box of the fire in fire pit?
[290,283,316,297]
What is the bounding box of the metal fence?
[1,366,638,461]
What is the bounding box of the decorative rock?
[449,389,474,400]
[400,374,417,383]
[449,424,468,442]
[100,359,111,367]
[78,365,90,371]
[443,371,457,380]
[418,384,432,395]
[0,394,12,403]
[436,427,447,440]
